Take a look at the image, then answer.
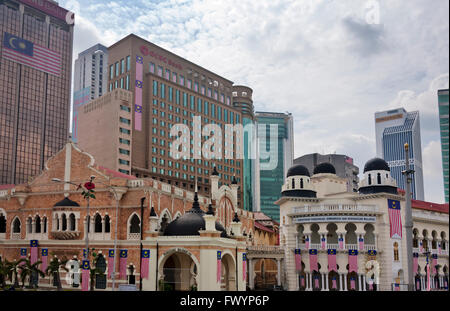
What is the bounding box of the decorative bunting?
[309,249,318,272]
[321,237,326,250]
[41,249,48,272]
[348,249,358,273]
[350,277,356,290]
[108,249,115,278]
[119,250,128,280]
[294,249,302,272]
[81,260,90,291]
[141,249,150,280]
[327,249,337,272]
[413,253,419,275]
[431,254,438,275]
[305,236,310,250]
[358,237,364,251]
[387,199,402,239]
[338,237,344,250]
[217,251,222,283]
[242,253,247,281]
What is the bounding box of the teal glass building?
[438,89,449,203]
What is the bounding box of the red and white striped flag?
[3,32,61,76]
[30,240,38,265]
[295,249,302,271]
[348,249,358,273]
[108,250,114,279]
[309,249,318,272]
[81,260,90,291]
[141,250,150,280]
[327,249,337,272]
[119,250,128,280]
[358,237,364,251]
[387,199,402,239]
[426,264,431,291]
[217,251,222,283]
[413,253,419,275]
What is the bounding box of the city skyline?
[60,0,449,203]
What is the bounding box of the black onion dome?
[287,164,310,177]
[363,158,390,173]
[313,162,336,175]
[54,197,80,207]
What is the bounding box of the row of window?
[110,56,131,80]
[147,167,239,182]
[109,75,130,92]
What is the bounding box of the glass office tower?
[438,89,449,203]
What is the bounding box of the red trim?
[412,199,448,214]
[254,222,274,233]
[0,184,15,190]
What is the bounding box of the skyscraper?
[375,108,424,200]
[438,89,449,203]
[293,153,359,192]
[72,43,108,142]
[254,112,294,221]
[0,0,74,185]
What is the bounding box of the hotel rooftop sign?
[19,0,74,24]
[293,215,376,223]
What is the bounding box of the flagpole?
[402,143,414,291]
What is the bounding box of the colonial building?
[277,158,449,291]
[0,142,254,291]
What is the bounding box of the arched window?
[368,174,372,185]
[55,214,60,231]
[129,214,140,234]
[43,217,47,233]
[94,213,102,233]
[377,173,381,184]
[35,216,41,233]
[0,213,6,233]
[413,229,419,248]
[300,178,304,188]
[292,179,295,189]
[104,215,110,233]
[393,242,399,261]
[62,214,67,231]
[13,217,21,233]
[86,215,91,233]
[27,217,32,233]
[69,214,76,231]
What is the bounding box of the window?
[165,69,170,80]
[157,66,163,77]
[120,105,130,112]
[179,75,184,86]
[149,62,155,73]
[120,117,131,125]
[172,72,177,83]
[119,169,130,174]
[110,65,114,79]
[187,79,192,89]
[153,80,158,96]
[119,148,130,155]
[126,75,130,90]
[121,59,125,74]
[115,62,119,76]
[119,159,130,165]
[120,128,131,135]
[126,55,131,71]
[119,138,130,145]
[161,83,165,99]
[393,242,399,261]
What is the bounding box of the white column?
[324,273,328,291]
[339,273,343,291]
[102,219,105,239]
[363,275,367,291]
[309,273,312,291]
[358,274,362,291]
[343,274,347,291]
[32,220,36,234]
[249,259,254,290]
[277,259,281,286]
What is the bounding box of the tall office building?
[0,0,74,185]
[78,34,245,201]
[375,108,424,200]
[72,43,108,142]
[438,89,449,203]
[293,153,359,192]
[254,112,294,222]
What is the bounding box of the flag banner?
[108,249,115,278]
[305,236,310,250]
[81,260,90,291]
[367,249,377,257]
[141,249,150,280]
[419,241,423,253]
[83,248,88,259]
[348,249,358,273]
[426,264,431,291]
[300,275,305,287]
[242,253,247,281]
[350,277,356,290]
[314,275,320,289]
[432,254,438,275]
[438,242,442,255]
[338,237,344,250]
[30,240,38,265]
[20,248,27,258]
[358,237,364,251]
[321,237,326,250]
[294,249,302,272]
[413,253,419,275]
[119,250,128,280]
[309,249,318,272]
[415,278,421,291]
[3,32,61,76]
[217,251,222,283]
[332,277,337,289]
[395,283,400,291]
[41,249,48,272]
[134,55,143,131]
[327,249,337,272]
[387,199,402,239]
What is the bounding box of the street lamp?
[402,143,414,291]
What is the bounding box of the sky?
[59,0,449,203]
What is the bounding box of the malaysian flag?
[413,253,419,275]
[119,249,128,280]
[387,199,402,239]
[217,251,222,283]
[348,249,358,273]
[295,249,302,272]
[108,249,114,278]
[141,249,150,279]
[2,32,61,76]
[327,249,337,272]
[30,240,38,265]
[309,249,318,272]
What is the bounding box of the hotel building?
[77,34,246,203]
[0,0,74,185]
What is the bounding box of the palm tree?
[45,256,68,291]
[0,258,11,289]
[7,258,27,288]
[18,258,45,288]
[87,250,106,291]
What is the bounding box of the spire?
[231,174,238,185]
[206,203,215,215]
[212,166,219,176]
[233,211,240,223]
[150,206,157,217]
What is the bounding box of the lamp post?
[402,143,414,291]
[139,197,145,291]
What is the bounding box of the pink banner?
[413,253,418,274]
[321,238,326,250]
[350,278,356,290]
[427,265,431,291]
[300,276,305,287]
[217,251,222,283]
[309,250,318,272]
[438,243,442,255]
[314,277,319,289]
[332,278,337,289]
[359,237,364,251]
[31,247,38,265]
[141,250,150,280]
[416,279,420,290]
[81,260,90,291]
[305,237,310,250]
[119,250,128,280]
[41,249,48,272]
[348,250,358,273]
[295,250,302,272]
[432,255,438,275]
[243,254,247,281]
[369,283,373,291]
[108,250,114,278]
[338,238,344,250]
[328,250,337,272]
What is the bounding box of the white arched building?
[277,159,449,291]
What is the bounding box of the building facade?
[0,142,254,291]
[82,34,246,202]
[277,159,448,291]
[294,153,359,193]
[375,108,424,200]
[72,43,108,142]
[0,0,74,185]
[438,89,449,203]
[254,112,294,222]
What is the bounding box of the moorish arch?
[220,250,237,291]
[217,197,234,232]
[159,209,172,233]
[158,248,200,291]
